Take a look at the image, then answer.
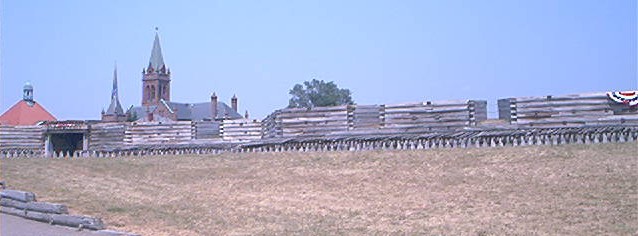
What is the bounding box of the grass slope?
[1,143,637,235]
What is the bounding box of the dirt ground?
[1,143,636,235]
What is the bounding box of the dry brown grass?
[1,143,637,235]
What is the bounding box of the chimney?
[231,94,238,113]
[211,92,218,120]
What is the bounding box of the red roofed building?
[0,82,56,126]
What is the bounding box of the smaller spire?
[105,64,124,116]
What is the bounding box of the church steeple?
[142,29,171,106]
[106,65,124,115]
[102,64,127,122]
[148,30,166,73]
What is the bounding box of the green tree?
[288,79,354,108]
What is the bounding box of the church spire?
[142,29,171,107]
[148,29,166,73]
[106,64,124,115]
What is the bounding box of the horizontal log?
[515,104,612,113]
[1,206,26,217]
[383,121,470,129]
[280,126,348,132]
[510,92,607,103]
[279,120,349,127]
[1,190,36,202]
[223,132,263,136]
[514,102,613,111]
[1,198,68,214]
[127,126,192,130]
[276,113,348,120]
[222,124,262,128]
[93,229,141,236]
[124,132,192,136]
[384,110,470,117]
[223,131,262,135]
[277,105,349,113]
[516,110,613,119]
[384,100,475,108]
[51,214,105,230]
[516,115,638,124]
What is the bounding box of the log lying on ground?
[0,189,36,202]
[94,229,142,236]
[2,206,105,231]
[1,198,68,214]
[24,210,52,223]
[1,205,26,217]
[50,214,105,230]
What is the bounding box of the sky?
[0,0,636,120]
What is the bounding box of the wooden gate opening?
[49,133,84,155]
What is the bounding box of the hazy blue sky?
[1,0,636,120]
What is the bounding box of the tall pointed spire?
[106,64,124,115]
[148,28,166,73]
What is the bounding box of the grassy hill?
[2,143,637,235]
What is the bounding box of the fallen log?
[0,206,26,217]
[50,214,105,230]
[1,198,68,214]
[24,210,52,223]
[1,189,36,202]
[94,229,142,236]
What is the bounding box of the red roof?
[0,100,56,126]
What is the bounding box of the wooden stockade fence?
[381,100,487,132]
[266,105,350,138]
[221,119,263,142]
[124,121,193,145]
[0,91,636,158]
[499,92,638,127]
[239,125,638,153]
[261,113,279,139]
[88,123,125,151]
[350,105,382,130]
[2,125,636,158]
[0,126,44,153]
[262,100,488,138]
[194,121,221,139]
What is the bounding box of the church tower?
[142,30,171,106]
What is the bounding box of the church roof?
[129,101,242,121]
[0,100,56,126]
[105,65,124,115]
[148,32,166,72]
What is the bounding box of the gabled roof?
[0,100,56,126]
[148,32,165,72]
[129,101,242,121]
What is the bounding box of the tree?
[288,79,354,108]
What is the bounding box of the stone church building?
[102,32,243,122]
